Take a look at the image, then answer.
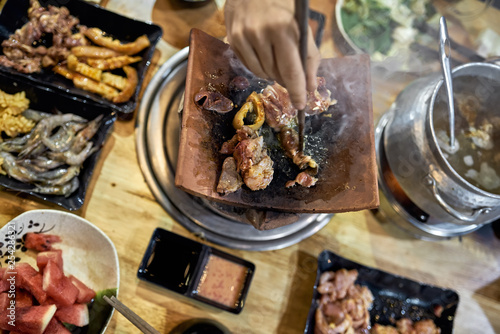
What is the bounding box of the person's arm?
[224,0,321,110]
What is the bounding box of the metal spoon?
[439,16,455,149]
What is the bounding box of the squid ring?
[232,92,265,130]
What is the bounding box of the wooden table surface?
[1,0,500,333]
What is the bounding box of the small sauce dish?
[137,228,255,314]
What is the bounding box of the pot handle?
[424,174,492,223]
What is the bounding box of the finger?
[227,30,269,80]
[273,33,307,110]
[247,31,280,83]
[306,27,321,92]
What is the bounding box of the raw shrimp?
[34,177,79,197]
[42,122,87,152]
[49,141,97,166]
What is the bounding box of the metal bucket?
[384,62,500,227]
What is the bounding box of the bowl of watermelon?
[0,209,119,334]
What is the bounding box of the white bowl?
[0,209,120,333]
[334,0,441,74]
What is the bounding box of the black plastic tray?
[0,74,116,210]
[137,228,255,314]
[304,250,459,333]
[0,0,163,119]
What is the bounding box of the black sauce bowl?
[137,228,255,314]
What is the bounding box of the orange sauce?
[196,254,249,308]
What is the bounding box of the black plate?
[0,74,116,210]
[137,228,255,314]
[0,0,163,119]
[304,250,459,333]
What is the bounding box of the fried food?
[52,64,76,80]
[111,66,138,104]
[0,89,34,138]
[73,75,119,100]
[101,72,128,90]
[84,28,150,55]
[67,54,102,82]
[53,64,119,100]
[86,55,142,70]
[0,0,150,104]
[71,45,123,58]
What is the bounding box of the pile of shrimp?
[0,110,103,196]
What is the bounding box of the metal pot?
[384,62,500,227]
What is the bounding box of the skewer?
[103,295,161,334]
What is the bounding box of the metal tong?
[295,0,309,153]
[439,16,455,149]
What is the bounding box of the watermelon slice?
[0,267,7,293]
[0,280,9,293]
[16,289,34,308]
[2,266,20,288]
[42,260,78,307]
[42,261,64,292]
[36,250,63,272]
[0,304,56,334]
[44,277,78,307]
[43,318,71,334]
[0,293,9,311]
[16,264,46,304]
[55,303,89,327]
[24,233,61,252]
[68,275,96,304]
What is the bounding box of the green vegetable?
[86,288,118,334]
[341,0,397,55]
[64,288,118,334]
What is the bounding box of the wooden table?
[1,0,500,333]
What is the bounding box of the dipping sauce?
[195,254,249,308]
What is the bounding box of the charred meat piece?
[0,0,82,73]
[233,133,274,191]
[218,126,273,192]
[229,76,250,91]
[314,269,373,334]
[220,126,255,155]
[278,127,317,170]
[260,82,297,131]
[194,87,234,113]
[285,171,317,188]
[372,318,441,334]
[305,77,337,115]
[216,157,243,194]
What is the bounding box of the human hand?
[224,0,321,110]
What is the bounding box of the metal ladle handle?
[439,16,455,149]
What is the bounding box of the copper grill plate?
[175,29,379,213]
